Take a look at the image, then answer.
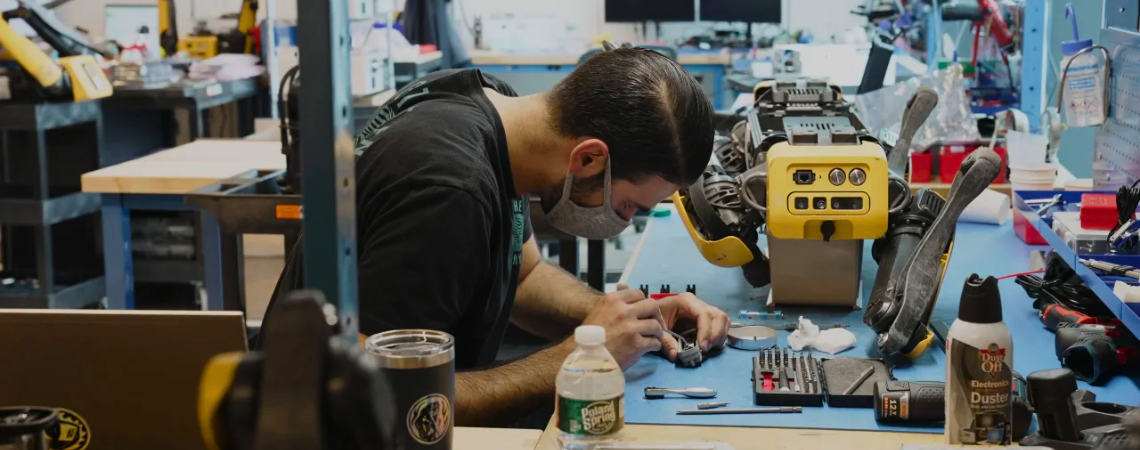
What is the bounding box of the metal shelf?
[0,276,105,309]
[0,192,101,226]
[133,259,202,284]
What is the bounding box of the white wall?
[51,0,867,49]
[53,0,241,41]
[451,0,868,50]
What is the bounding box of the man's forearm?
[510,261,602,340]
[455,338,572,427]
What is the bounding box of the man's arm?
[510,236,603,340]
[454,339,573,426]
[456,288,663,426]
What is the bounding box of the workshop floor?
[242,227,643,320]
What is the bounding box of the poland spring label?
[557,394,624,437]
[948,340,1012,445]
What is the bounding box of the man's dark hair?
[547,47,714,187]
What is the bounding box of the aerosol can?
[946,274,1014,445]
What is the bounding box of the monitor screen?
[605,0,696,23]
[700,0,782,23]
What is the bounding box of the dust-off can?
[367,330,455,450]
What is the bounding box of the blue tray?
[1013,190,1140,337]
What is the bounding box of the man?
[264,47,729,426]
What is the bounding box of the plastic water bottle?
[556,325,625,450]
[1059,3,1107,127]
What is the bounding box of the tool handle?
[873,381,945,424]
[681,387,718,398]
[889,87,939,176]
[1042,304,1095,331]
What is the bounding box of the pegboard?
[1094,27,1140,189]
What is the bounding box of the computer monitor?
[605,0,696,23]
[700,0,782,23]
[104,4,160,50]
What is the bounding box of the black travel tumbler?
[367,330,455,450]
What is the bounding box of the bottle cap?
[575,325,605,345]
[958,274,1003,323]
[1061,39,1093,57]
[1061,4,1093,57]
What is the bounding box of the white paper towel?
[960,189,1011,225]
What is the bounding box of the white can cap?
[575,325,605,345]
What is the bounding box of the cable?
[277,65,300,149]
[1015,256,1115,318]
[1107,179,1140,247]
[996,270,1044,281]
[453,0,477,39]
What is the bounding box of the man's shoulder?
[356,103,501,204]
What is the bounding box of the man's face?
[540,173,678,221]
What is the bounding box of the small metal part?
[738,310,784,320]
[726,325,778,350]
[676,407,803,415]
[791,357,802,392]
[1027,194,1064,218]
[782,348,790,367]
[666,329,704,368]
[844,366,876,395]
[849,168,867,186]
[644,387,718,399]
[697,402,729,410]
[772,322,849,331]
[829,168,846,185]
[677,345,703,368]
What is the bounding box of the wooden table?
[82,139,285,311]
[395,51,444,89]
[469,50,733,109]
[458,427,542,450]
[534,420,942,449]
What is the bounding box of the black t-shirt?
[263,69,532,369]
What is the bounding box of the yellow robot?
[0,0,111,102]
[674,80,1002,358]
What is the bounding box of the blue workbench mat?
[620,205,1140,433]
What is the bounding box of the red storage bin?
[1013,210,1048,245]
[910,152,932,182]
[940,144,1007,184]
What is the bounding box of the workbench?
[395,51,443,89]
[470,49,732,109]
[528,203,1140,447]
[81,139,285,311]
[102,78,260,165]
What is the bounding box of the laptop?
[0,310,247,450]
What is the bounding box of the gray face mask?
[543,160,631,240]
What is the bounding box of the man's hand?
[580,288,665,369]
[657,293,731,360]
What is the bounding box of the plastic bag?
[853,65,980,151]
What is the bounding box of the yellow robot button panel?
[767,141,888,240]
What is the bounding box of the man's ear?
[567,139,609,178]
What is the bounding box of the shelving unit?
[0,101,107,309]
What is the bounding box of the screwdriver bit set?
[752,346,824,407]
